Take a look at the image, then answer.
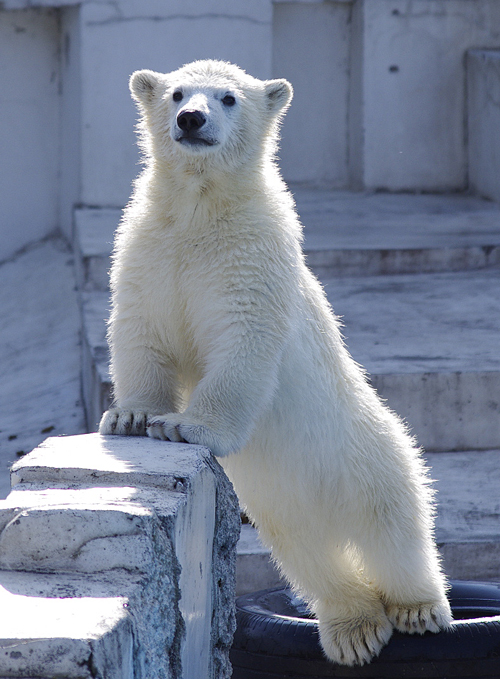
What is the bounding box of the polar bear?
[99,59,452,665]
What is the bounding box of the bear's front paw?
[99,408,148,436]
[147,414,236,457]
[385,598,452,635]
[315,599,393,666]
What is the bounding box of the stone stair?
[74,189,500,594]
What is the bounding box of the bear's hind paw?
[99,408,148,436]
[385,599,452,635]
[317,607,393,666]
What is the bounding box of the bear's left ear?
[130,69,163,106]
[264,79,293,115]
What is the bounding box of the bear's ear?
[129,70,163,106]
[264,79,293,115]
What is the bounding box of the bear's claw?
[385,599,452,635]
[99,408,148,436]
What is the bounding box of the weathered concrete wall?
[75,0,274,209]
[272,1,351,186]
[350,0,500,192]
[468,49,500,203]
[0,0,275,257]
[2,0,500,261]
[0,433,240,679]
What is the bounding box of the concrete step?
[74,191,500,291]
[322,268,500,452]
[235,449,500,595]
[0,433,239,679]
[0,569,135,678]
[74,208,117,291]
[80,266,500,452]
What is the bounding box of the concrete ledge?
[0,434,240,679]
[468,50,500,203]
[370,371,500,453]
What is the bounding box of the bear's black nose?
[177,110,206,133]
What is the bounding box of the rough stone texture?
[0,434,240,679]
[468,49,500,203]
[0,570,136,679]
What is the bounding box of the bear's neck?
[151,155,276,216]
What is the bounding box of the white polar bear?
[99,59,452,665]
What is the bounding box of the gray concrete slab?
[323,269,500,376]
[297,190,500,276]
[296,190,500,251]
[0,239,86,499]
[322,269,500,451]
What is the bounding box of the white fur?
[99,60,452,665]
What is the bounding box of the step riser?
[307,245,500,278]
[77,244,500,293]
[372,371,500,452]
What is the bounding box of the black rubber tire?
[230,581,500,678]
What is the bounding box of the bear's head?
[129,60,293,175]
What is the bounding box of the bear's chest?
[126,223,230,356]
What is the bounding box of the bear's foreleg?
[147,301,290,456]
[100,319,180,436]
[147,347,282,456]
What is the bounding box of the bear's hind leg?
[314,581,393,666]
[356,516,452,636]
[269,533,393,666]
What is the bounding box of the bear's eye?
[173,90,183,102]
[222,94,236,107]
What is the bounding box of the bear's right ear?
[264,79,293,116]
[129,70,163,106]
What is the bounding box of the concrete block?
[468,49,500,203]
[323,268,500,451]
[0,434,240,678]
[236,524,283,596]
[430,449,500,581]
[298,189,500,277]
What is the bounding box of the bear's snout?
[177,110,206,133]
